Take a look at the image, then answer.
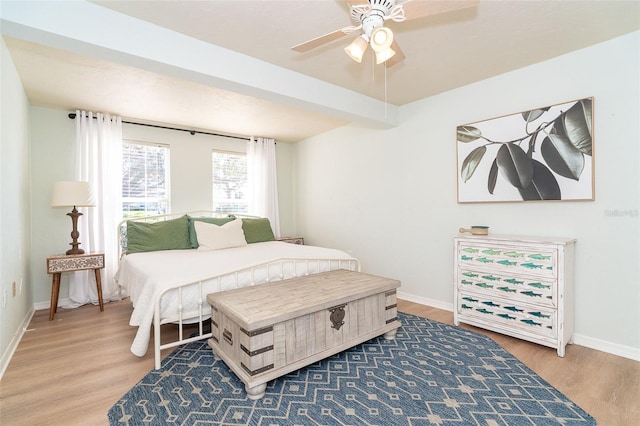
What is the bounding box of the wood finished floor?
[1,298,638,425]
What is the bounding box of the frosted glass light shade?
[51,181,96,207]
[375,47,396,64]
[370,27,396,64]
[344,36,369,63]
[370,27,393,52]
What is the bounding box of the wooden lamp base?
[66,207,85,255]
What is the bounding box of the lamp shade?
[51,181,96,207]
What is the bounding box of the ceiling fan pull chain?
[371,50,376,92]
[384,64,388,119]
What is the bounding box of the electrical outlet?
[12,281,16,297]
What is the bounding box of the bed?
[115,211,360,369]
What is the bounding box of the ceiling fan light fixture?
[344,35,369,63]
[375,47,396,64]
[370,26,393,52]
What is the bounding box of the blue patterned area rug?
[108,313,595,425]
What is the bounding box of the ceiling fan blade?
[291,27,355,53]
[385,39,405,68]
[398,0,478,21]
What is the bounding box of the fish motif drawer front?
[458,243,557,278]
[457,292,556,338]
[458,269,555,307]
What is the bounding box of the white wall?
[294,31,640,358]
[29,107,76,308]
[0,38,32,373]
[28,108,295,305]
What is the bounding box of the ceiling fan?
[292,0,479,67]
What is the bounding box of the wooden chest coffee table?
[207,269,401,400]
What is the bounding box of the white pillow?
[194,219,247,251]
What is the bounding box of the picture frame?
[456,97,594,203]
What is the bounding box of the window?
[122,141,170,219]
[212,150,248,213]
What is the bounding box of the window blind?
[212,150,248,213]
[122,141,170,218]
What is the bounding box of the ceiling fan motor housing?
[352,0,396,39]
[369,0,396,13]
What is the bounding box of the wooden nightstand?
[46,253,105,320]
[277,237,304,245]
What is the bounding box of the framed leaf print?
[456,97,594,203]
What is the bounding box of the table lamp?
[51,181,96,255]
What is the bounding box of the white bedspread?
[115,241,357,356]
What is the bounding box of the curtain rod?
[67,112,250,141]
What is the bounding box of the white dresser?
[453,234,576,356]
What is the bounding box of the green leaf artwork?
[456,98,594,202]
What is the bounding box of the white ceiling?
[2,0,639,143]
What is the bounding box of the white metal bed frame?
[117,211,361,369]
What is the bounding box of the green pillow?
[187,216,235,248]
[126,215,191,254]
[242,218,275,244]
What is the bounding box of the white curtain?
[63,110,123,308]
[247,137,281,237]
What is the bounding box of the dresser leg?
[94,268,104,312]
[49,273,61,321]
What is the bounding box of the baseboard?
[572,333,640,361]
[33,300,52,310]
[34,297,104,311]
[397,291,640,362]
[397,291,454,312]
[0,306,35,381]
